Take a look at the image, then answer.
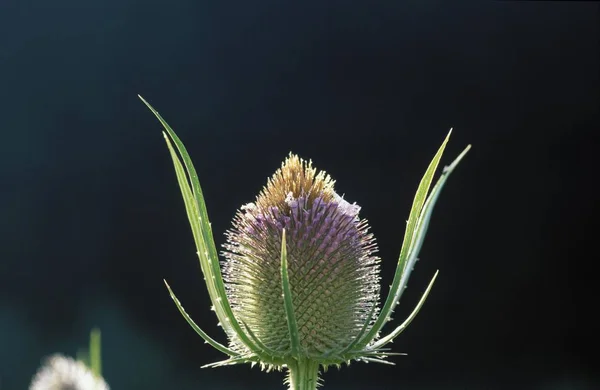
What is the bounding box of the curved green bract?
[164,280,238,357]
[356,130,452,349]
[139,95,269,362]
[369,145,471,351]
[370,271,438,350]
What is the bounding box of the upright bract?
[139,95,470,390]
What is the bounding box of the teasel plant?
[139,95,470,390]
[29,328,108,390]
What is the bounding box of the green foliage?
[76,328,103,378]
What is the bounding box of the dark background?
[0,1,598,389]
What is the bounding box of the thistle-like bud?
[222,154,380,358]
[29,355,109,390]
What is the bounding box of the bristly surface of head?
[222,153,381,361]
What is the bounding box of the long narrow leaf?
[370,271,438,349]
[386,144,472,316]
[140,95,265,357]
[162,131,232,333]
[164,280,239,357]
[371,144,471,349]
[358,130,453,347]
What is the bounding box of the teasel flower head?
[29,355,109,390]
[222,153,381,359]
[30,329,107,390]
[140,96,470,390]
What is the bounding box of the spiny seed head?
[222,153,381,360]
[29,354,109,390]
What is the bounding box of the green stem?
[90,328,102,377]
[288,359,320,390]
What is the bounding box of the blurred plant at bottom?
[140,95,470,390]
[29,328,109,390]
